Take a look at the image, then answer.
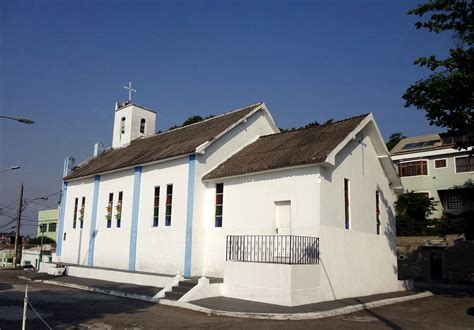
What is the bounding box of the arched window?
[140,118,146,134]
[121,117,126,134]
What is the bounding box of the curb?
[18,275,433,320]
[157,291,433,320]
[17,276,158,303]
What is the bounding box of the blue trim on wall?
[184,154,196,277]
[129,166,142,271]
[56,181,68,256]
[87,175,101,266]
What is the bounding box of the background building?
[37,209,59,241]
[391,134,474,218]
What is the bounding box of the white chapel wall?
[318,126,400,301]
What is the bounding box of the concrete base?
[39,262,175,288]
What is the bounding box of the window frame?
[140,118,146,134]
[215,183,224,228]
[165,184,173,226]
[454,156,474,174]
[344,178,350,230]
[120,117,126,134]
[73,198,78,229]
[152,186,160,227]
[48,222,57,232]
[446,194,462,210]
[398,159,429,177]
[116,191,123,228]
[106,193,113,228]
[434,158,448,169]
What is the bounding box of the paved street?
[1,270,473,329]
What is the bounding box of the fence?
[226,235,319,264]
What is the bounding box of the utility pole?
[13,184,24,267]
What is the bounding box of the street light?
[0,115,34,124]
[0,166,21,174]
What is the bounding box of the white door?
[275,201,291,235]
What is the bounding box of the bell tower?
[112,83,156,148]
[112,101,156,148]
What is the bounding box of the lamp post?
[0,166,20,174]
[39,224,45,270]
[0,115,34,124]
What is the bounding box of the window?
[79,197,85,229]
[121,117,126,134]
[447,194,462,210]
[344,178,350,229]
[73,198,78,229]
[165,185,173,226]
[398,161,428,177]
[153,186,160,227]
[39,224,47,233]
[140,119,146,134]
[434,159,447,168]
[63,232,66,241]
[48,223,57,232]
[215,183,224,227]
[376,191,381,235]
[116,192,123,228]
[455,156,474,173]
[106,193,113,228]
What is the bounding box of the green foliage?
[169,115,215,130]
[403,0,474,149]
[386,132,406,151]
[280,119,333,133]
[28,236,56,245]
[396,192,438,235]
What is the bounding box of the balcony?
[226,235,319,264]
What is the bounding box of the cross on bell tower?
[123,82,136,101]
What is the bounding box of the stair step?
[164,291,184,301]
[178,280,198,288]
[172,286,192,294]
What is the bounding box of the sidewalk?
[19,271,162,301]
[18,271,433,320]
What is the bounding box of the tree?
[386,132,406,151]
[28,236,56,245]
[169,115,215,130]
[395,191,438,236]
[403,0,474,149]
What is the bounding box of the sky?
[0,0,453,236]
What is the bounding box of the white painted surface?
[66,264,174,288]
[112,104,156,148]
[223,262,320,306]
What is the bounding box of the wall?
[135,157,189,275]
[223,262,320,306]
[112,104,156,148]
[202,166,321,278]
[393,151,474,218]
[317,126,401,301]
[191,109,279,276]
[59,176,95,266]
[397,235,474,283]
[38,208,59,241]
[92,170,135,269]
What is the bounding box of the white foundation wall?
[59,177,95,265]
[92,170,135,270]
[202,166,321,278]
[135,157,189,275]
[191,109,278,276]
[318,127,399,300]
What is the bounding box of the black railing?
[226,235,319,264]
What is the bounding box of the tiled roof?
[64,103,262,180]
[204,114,369,180]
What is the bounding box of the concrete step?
[172,286,192,294]
[178,280,198,288]
[164,291,184,301]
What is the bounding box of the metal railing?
[226,235,319,264]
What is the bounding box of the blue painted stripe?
[56,181,68,256]
[87,175,101,266]
[184,154,196,277]
[129,166,142,271]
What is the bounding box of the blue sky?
[0,0,452,235]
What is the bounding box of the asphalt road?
[1,270,473,329]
